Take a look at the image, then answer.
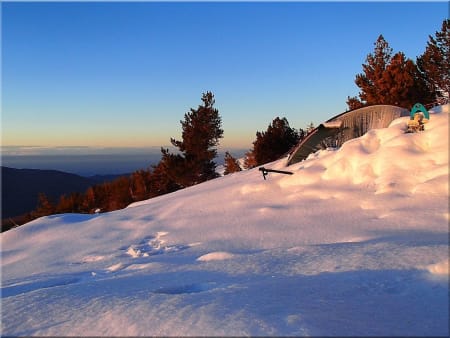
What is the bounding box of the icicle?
[287,105,409,165]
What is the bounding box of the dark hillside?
[87,174,130,184]
[2,166,95,219]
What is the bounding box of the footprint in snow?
[72,232,191,277]
[123,232,190,258]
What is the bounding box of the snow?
[1,105,449,336]
[197,251,235,262]
[321,120,343,128]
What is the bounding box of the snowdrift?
[1,106,448,336]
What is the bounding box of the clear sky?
[2,1,448,152]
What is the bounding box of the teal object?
[410,103,430,120]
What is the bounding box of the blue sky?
[2,1,448,151]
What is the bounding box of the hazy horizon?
[1,147,248,176]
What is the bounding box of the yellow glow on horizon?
[2,129,252,150]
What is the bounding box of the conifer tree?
[417,19,450,104]
[243,149,257,169]
[91,184,109,212]
[34,193,55,217]
[82,187,97,212]
[107,176,133,211]
[223,151,242,175]
[351,34,433,108]
[130,170,151,201]
[153,148,185,192]
[382,52,432,107]
[165,91,224,187]
[346,96,365,110]
[352,35,393,107]
[249,117,300,166]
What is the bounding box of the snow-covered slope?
[2,106,448,336]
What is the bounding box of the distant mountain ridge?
[1,166,127,220]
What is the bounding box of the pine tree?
[91,184,109,212]
[243,149,257,169]
[223,151,242,175]
[55,194,70,213]
[351,34,433,108]
[130,169,151,201]
[149,159,177,196]
[353,35,393,107]
[380,52,432,107]
[107,176,133,211]
[346,96,365,110]
[250,117,300,166]
[417,19,450,104]
[153,148,185,191]
[33,193,55,218]
[164,91,224,187]
[82,187,97,212]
